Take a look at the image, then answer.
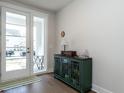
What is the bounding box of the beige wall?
[47,14,56,72]
[56,0,124,93]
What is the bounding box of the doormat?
[0,76,41,91]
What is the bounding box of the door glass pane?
[6,12,26,26]
[6,36,26,47]
[6,12,27,72]
[6,24,26,36]
[33,17,45,73]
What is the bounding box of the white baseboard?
[92,84,113,93]
[47,68,54,73]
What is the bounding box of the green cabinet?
[54,54,92,93]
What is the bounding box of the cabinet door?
[70,59,80,89]
[54,57,61,75]
[61,58,70,80]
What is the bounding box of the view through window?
[6,12,27,71]
[33,16,45,73]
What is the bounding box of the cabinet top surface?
[54,54,92,61]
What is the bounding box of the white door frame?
[1,7,31,82]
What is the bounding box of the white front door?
[1,7,30,81]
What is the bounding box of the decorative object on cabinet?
[79,49,89,58]
[54,54,92,93]
[61,51,77,57]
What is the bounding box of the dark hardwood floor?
[1,74,96,93]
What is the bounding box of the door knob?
[27,51,30,53]
[27,48,30,53]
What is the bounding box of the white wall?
[0,1,56,73]
[56,0,124,93]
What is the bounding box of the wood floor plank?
[1,74,96,93]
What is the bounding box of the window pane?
[5,12,27,72]
[6,24,26,37]
[33,16,45,73]
[6,12,26,26]
[6,58,26,71]
[6,36,26,47]
[6,47,26,57]
[33,17,44,56]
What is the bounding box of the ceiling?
[9,0,74,12]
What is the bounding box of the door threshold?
[33,69,50,75]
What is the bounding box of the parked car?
[20,48,26,56]
[6,50,14,56]
[20,49,35,56]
